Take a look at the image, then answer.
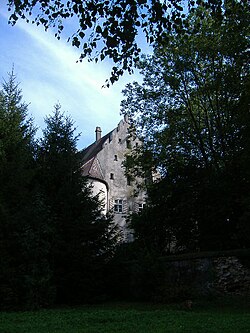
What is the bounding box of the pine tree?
[0,71,53,309]
[38,104,118,303]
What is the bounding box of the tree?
[6,0,235,84]
[38,104,119,303]
[0,71,53,309]
[121,2,250,253]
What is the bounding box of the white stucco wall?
[94,118,146,239]
[88,179,108,214]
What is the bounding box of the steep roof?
[81,130,112,164]
[80,130,112,181]
[80,117,129,181]
[81,156,105,180]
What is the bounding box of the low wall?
[213,256,250,295]
[107,249,250,301]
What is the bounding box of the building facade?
[80,116,146,241]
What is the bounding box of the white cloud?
[0,10,142,148]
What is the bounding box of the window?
[126,139,132,149]
[114,199,123,213]
[118,138,122,143]
[110,173,114,180]
[114,155,118,161]
[138,203,145,213]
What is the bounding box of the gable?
[81,157,105,180]
[81,131,112,164]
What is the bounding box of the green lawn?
[1,298,249,333]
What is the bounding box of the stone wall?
[158,252,250,299]
[109,250,250,301]
[213,256,250,295]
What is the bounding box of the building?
[80,116,146,241]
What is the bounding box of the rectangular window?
[127,176,132,186]
[114,199,123,213]
[138,203,145,213]
[110,173,114,180]
[126,139,132,149]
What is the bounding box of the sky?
[0,5,144,149]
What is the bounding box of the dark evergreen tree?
[0,71,53,309]
[38,104,118,304]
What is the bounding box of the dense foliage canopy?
[38,105,119,304]
[6,0,240,83]
[121,1,250,254]
[0,74,119,310]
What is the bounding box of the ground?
[1,297,249,333]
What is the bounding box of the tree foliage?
[0,71,53,309]
[121,1,250,253]
[37,104,119,304]
[0,77,119,309]
[6,0,236,84]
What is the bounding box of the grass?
[0,297,250,333]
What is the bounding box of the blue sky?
[0,6,143,149]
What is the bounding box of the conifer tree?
[0,71,53,309]
[38,104,118,303]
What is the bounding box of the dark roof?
[80,130,112,164]
[81,157,95,177]
[81,156,105,180]
[79,129,113,181]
